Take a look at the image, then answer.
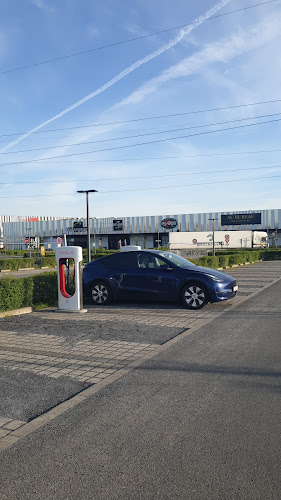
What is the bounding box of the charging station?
[55,246,86,313]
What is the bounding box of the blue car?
[83,250,238,310]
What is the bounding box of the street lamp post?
[208,218,218,256]
[93,217,98,255]
[27,226,32,259]
[77,189,98,263]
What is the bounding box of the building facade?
[2,209,281,250]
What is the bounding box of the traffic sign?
[57,237,62,244]
[24,238,29,244]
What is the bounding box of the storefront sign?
[113,219,123,231]
[221,213,261,226]
[160,218,178,229]
[73,221,84,230]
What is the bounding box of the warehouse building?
[2,209,281,250]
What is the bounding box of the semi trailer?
[169,231,268,250]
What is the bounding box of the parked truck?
[169,231,268,250]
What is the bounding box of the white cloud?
[116,11,281,108]
[31,0,55,13]
[0,0,230,154]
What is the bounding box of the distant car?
[83,250,238,310]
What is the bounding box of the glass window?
[157,251,196,268]
[137,253,169,269]
[101,252,137,269]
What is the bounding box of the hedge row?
[260,250,281,260]
[191,249,281,268]
[0,256,57,270]
[0,258,36,270]
[0,272,57,312]
[210,248,281,256]
[0,252,117,270]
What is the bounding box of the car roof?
[92,250,168,261]
[117,250,167,255]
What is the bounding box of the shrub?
[0,258,35,270]
[0,272,57,312]
[0,277,33,311]
[218,255,229,268]
[198,250,263,268]
[32,272,57,306]
[0,256,58,271]
[261,250,281,260]
[198,256,219,268]
[35,256,57,267]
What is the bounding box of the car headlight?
[206,274,225,283]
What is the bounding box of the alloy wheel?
[183,285,206,309]
[92,283,109,304]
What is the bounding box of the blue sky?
[0,0,281,219]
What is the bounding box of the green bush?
[0,277,33,311]
[261,250,281,260]
[0,256,58,271]
[197,250,264,269]
[0,272,57,312]
[218,255,229,268]
[198,256,220,268]
[32,272,57,306]
[35,256,57,267]
[0,258,36,270]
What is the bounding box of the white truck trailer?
[169,231,268,250]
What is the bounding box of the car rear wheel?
[181,283,208,310]
[91,281,112,305]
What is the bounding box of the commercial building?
[0,215,67,249]
[2,209,281,250]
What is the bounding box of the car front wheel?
[91,281,112,305]
[181,283,208,310]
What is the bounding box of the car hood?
[187,266,234,281]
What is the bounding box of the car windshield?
[157,251,196,268]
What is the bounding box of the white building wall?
[2,209,281,249]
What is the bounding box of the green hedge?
[35,256,57,267]
[260,250,281,260]
[0,258,36,270]
[195,250,264,269]
[0,256,57,271]
[0,272,57,312]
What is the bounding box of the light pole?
[77,189,98,263]
[93,217,98,256]
[208,218,218,256]
[27,226,32,258]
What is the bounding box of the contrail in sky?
[0,0,231,154]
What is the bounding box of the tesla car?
[83,250,238,310]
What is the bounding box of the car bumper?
[210,280,238,302]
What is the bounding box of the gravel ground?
[0,367,89,421]
[0,313,185,345]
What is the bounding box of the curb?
[0,307,33,319]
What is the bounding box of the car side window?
[137,253,168,269]
[154,256,169,268]
[101,252,137,269]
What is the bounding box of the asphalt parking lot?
[1,260,281,449]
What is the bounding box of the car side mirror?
[165,266,173,271]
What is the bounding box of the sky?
[0,0,281,219]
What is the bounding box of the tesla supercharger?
[55,246,86,313]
